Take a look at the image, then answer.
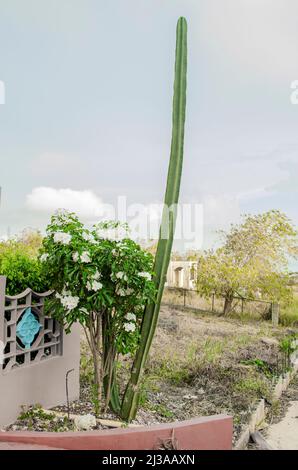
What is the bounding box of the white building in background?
[166,261,197,290]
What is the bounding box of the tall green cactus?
[121,17,187,421]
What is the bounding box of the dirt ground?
[134,307,295,443]
[6,306,297,445]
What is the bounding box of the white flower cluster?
[86,271,103,292]
[82,232,96,244]
[53,232,72,245]
[56,289,79,311]
[138,272,152,281]
[72,251,91,263]
[125,312,136,321]
[55,209,71,218]
[93,270,101,280]
[87,280,103,292]
[116,286,134,297]
[53,209,72,225]
[123,312,137,333]
[95,226,128,242]
[114,271,128,281]
[123,322,136,332]
[80,251,91,263]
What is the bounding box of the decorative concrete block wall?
[0,276,80,428]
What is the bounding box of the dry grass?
[75,306,297,443]
[280,295,298,327]
[162,288,272,319]
[137,306,297,442]
[163,286,298,326]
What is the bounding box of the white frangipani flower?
[72,252,80,262]
[125,312,136,322]
[86,280,103,292]
[55,208,71,218]
[56,287,71,299]
[53,209,72,225]
[53,232,72,245]
[95,225,128,241]
[116,286,126,296]
[115,227,128,241]
[93,280,103,291]
[82,232,96,244]
[115,271,128,281]
[80,251,91,263]
[56,291,79,311]
[86,281,92,291]
[125,288,134,295]
[138,272,152,281]
[93,270,101,280]
[123,322,136,332]
[104,229,117,241]
[64,296,79,311]
[116,286,133,296]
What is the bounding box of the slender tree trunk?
[102,311,121,413]
[103,345,117,413]
[223,295,234,315]
[91,348,102,414]
[85,314,103,415]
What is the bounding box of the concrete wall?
[0,276,80,428]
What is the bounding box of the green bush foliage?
[0,232,49,295]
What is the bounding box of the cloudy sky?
[0,1,297,254]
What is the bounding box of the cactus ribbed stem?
[121,17,187,421]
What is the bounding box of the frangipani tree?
[41,16,188,421]
[40,210,156,413]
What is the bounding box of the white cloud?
[26,187,105,219]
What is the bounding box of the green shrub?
[0,241,49,295]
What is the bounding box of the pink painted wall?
[0,415,233,450]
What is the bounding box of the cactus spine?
[121,17,187,421]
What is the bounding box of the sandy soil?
[264,370,298,450]
[266,401,298,449]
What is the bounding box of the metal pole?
[65,368,74,420]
